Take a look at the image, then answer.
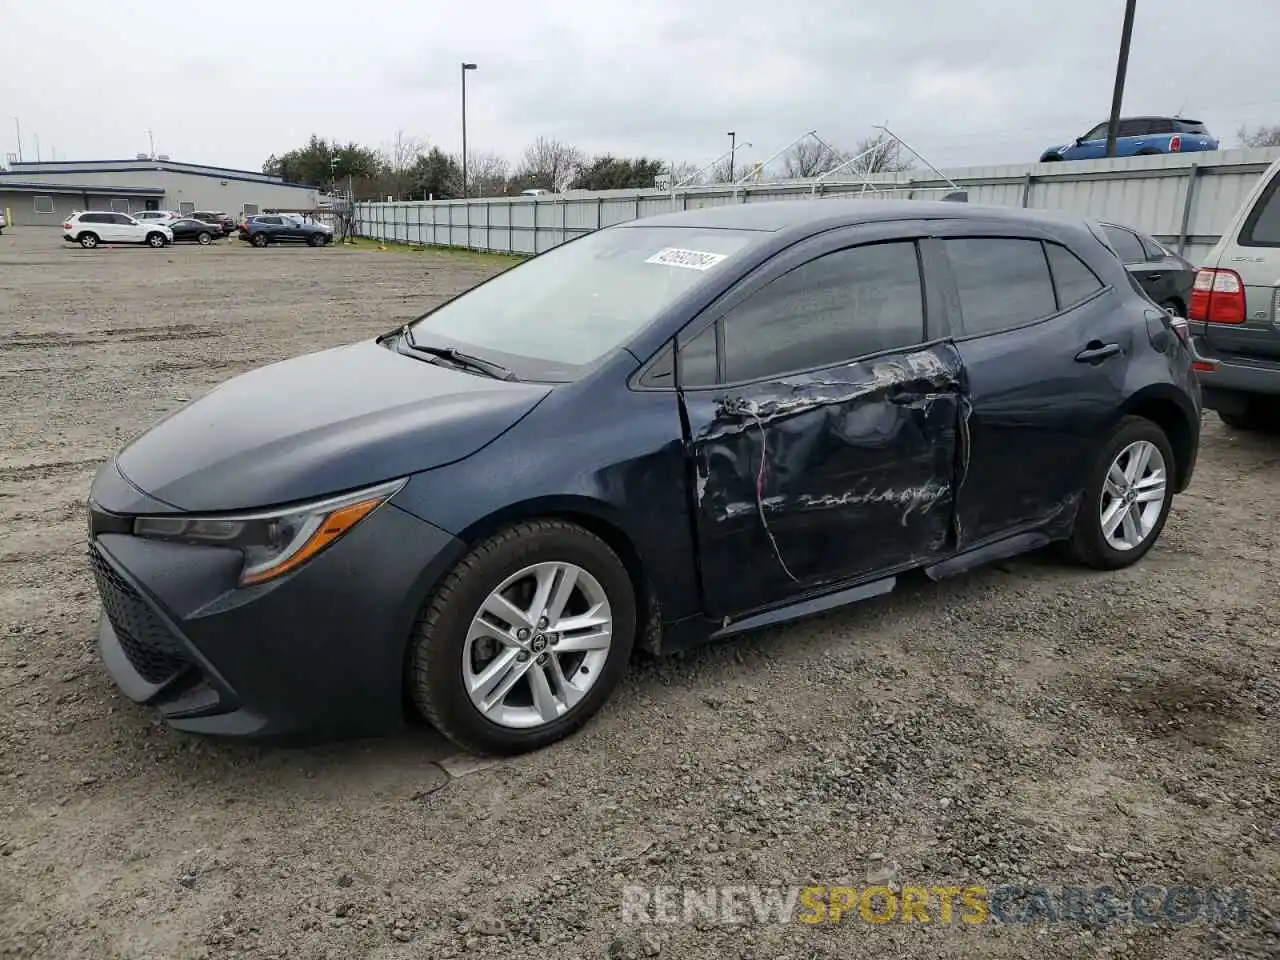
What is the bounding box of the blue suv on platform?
[1040,117,1218,163]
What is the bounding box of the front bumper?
[88,495,465,741]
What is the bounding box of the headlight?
[132,478,405,586]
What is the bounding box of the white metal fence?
[355,147,1280,267]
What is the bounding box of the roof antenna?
[1175,95,1188,118]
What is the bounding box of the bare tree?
[381,129,427,198]
[781,138,850,178]
[458,150,509,197]
[666,160,702,186]
[847,132,915,175]
[514,137,585,192]
[1239,124,1280,148]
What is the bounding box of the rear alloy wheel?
[146,232,167,248]
[197,231,212,245]
[78,232,99,249]
[251,233,268,248]
[410,519,636,755]
[1067,416,1175,569]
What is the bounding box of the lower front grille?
[88,548,190,684]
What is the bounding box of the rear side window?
[719,241,925,383]
[1138,233,1168,260]
[944,238,1057,336]
[1175,120,1208,134]
[1241,174,1280,247]
[1101,225,1146,264]
[1044,243,1104,308]
[1144,119,1175,135]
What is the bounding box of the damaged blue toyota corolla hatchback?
[87,199,1201,755]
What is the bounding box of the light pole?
[1105,0,1138,158]
[12,118,21,162]
[461,62,477,198]
[728,131,736,181]
[33,134,40,163]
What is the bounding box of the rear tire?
[1217,403,1280,432]
[197,231,212,245]
[409,519,636,755]
[1066,416,1175,570]
[78,232,99,249]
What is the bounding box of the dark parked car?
[86,199,1201,755]
[190,210,236,235]
[1098,222,1195,317]
[167,218,221,245]
[238,214,331,247]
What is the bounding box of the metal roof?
[5,158,318,191]
[0,180,165,196]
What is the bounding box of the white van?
[1187,157,1280,429]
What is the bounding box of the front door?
[676,228,963,619]
[934,230,1128,547]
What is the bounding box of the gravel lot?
[0,228,1277,960]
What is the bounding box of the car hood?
[115,339,551,513]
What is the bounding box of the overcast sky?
[3,0,1278,176]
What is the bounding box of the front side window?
[716,241,924,383]
[1081,123,1108,141]
[409,226,759,380]
[945,237,1057,336]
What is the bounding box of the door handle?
[1075,341,1121,364]
[1145,273,1163,281]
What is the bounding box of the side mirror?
[1075,137,1086,146]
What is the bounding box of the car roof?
[616,197,1092,235]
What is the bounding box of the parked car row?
[60,209,333,249]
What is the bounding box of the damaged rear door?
[675,224,964,619]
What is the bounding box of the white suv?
[63,211,173,249]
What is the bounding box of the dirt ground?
[0,228,1276,960]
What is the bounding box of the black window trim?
[1043,239,1108,312]
[1238,169,1280,248]
[945,236,1111,342]
[676,238,932,392]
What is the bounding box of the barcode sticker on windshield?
[645,247,727,271]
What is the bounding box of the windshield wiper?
[400,325,516,381]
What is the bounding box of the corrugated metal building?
[0,158,322,227]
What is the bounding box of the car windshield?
[406,225,759,381]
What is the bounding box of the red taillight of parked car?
[1170,135,1182,152]
[1189,267,1246,324]
[63,222,71,230]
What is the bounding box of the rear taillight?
[62,222,71,230]
[1189,268,1246,324]
[1170,134,1182,152]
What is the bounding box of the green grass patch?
[343,236,525,267]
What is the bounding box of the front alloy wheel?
[410,519,636,755]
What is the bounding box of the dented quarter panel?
[681,341,964,618]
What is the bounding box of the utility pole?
[34,134,40,163]
[1105,0,1138,158]
[147,128,155,158]
[461,62,477,198]
[12,118,21,162]
[728,131,736,181]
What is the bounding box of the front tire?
[146,232,167,248]
[251,233,268,247]
[1067,416,1175,570]
[409,519,637,755]
[307,233,325,247]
